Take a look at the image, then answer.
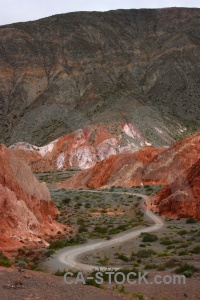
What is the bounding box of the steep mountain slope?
[0,144,64,250]
[1,8,200,145]
[10,123,152,171]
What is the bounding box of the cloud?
[0,0,199,26]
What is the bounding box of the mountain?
[0,144,64,250]
[60,131,200,219]
[0,8,200,146]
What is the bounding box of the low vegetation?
[0,252,12,267]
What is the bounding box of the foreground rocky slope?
[0,144,64,250]
[60,131,200,219]
[0,267,129,300]
[1,267,200,300]
[1,8,200,145]
[10,123,152,171]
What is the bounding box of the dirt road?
[43,191,164,272]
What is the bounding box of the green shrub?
[117,253,129,262]
[97,256,109,266]
[160,238,172,245]
[62,198,71,204]
[18,248,26,255]
[176,242,189,249]
[178,230,188,236]
[85,277,102,288]
[141,233,158,242]
[16,260,27,268]
[93,226,107,234]
[77,218,85,225]
[157,266,166,271]
[78,225,88,233]
[54,269,67,276]
[175,263,198,278]
[130,293,144,300]
[164,259,180,268]
[191,246,200,254]
[145,264,158,269]
[178,251,188,256]
[137,249,156,258]
[45,249,55,258]
[0,252,12,267]
[186,218,196,224]
[49,235,85,250]
[31,264,39,270]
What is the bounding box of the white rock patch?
[145,141,152,146]
[10,140,57,157]
[38,140,56,156]
[57,153,65,170]
[97,138,118,161]
[9,142,40,152]
[123,123,142,139]
[69,146,97,169]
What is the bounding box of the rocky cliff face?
[1,8,199,146]
[10,123,152,171]
[0,144,64,250]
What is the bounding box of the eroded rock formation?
[0,144,64,250]
[58,146,165,189]
[10,123,152,171]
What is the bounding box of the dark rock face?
[0,8,200,145]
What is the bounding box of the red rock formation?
[141,131,200,185]
[60,130,200,220]
[10,123,151,172]
[154,158,200,220]
[59,146,165,189]
[0,144,64,250]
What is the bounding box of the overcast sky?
[0,0,200,26]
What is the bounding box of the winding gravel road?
[43,191,164,273]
